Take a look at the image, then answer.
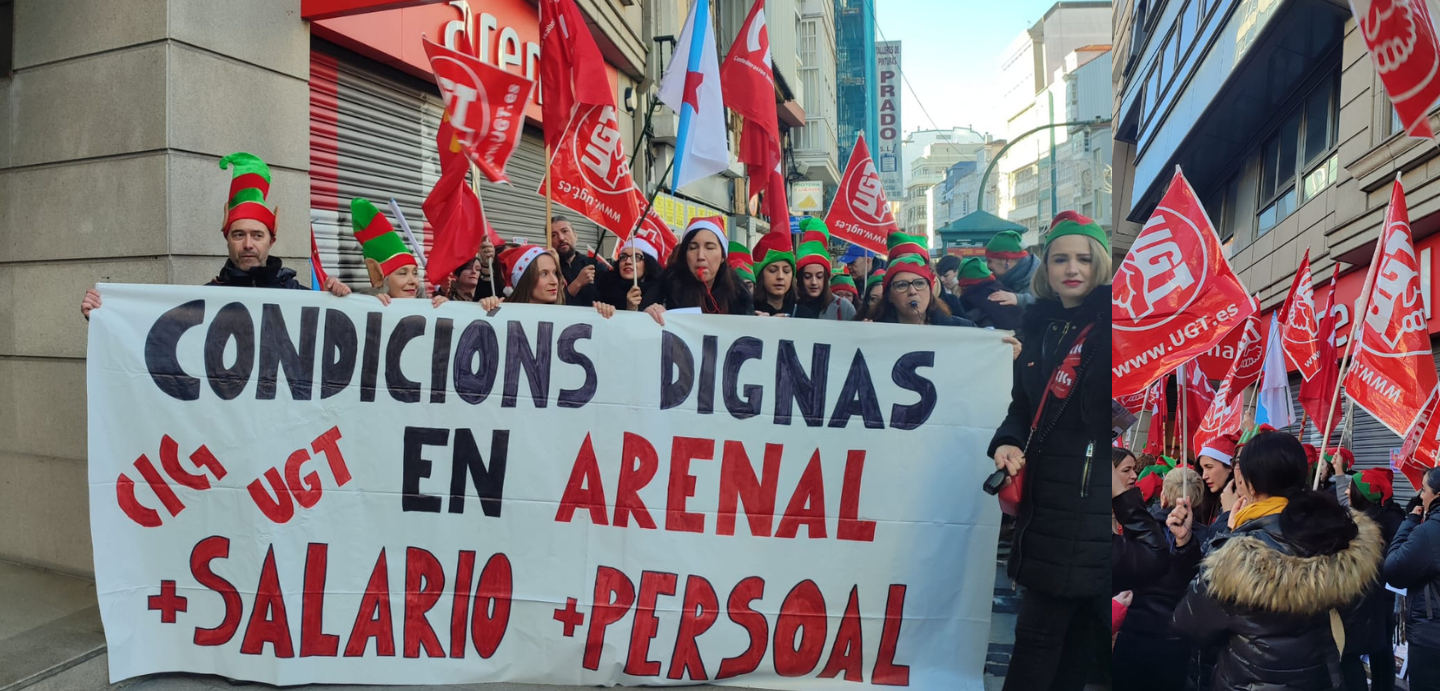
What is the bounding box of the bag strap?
[1023,323,1098,455]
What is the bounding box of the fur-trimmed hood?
[1201,511,1382,616]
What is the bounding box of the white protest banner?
[87,284,1009,689]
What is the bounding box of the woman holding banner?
[868,232,974,327]
[987,212,1112,691]
[596,236,659,312]
[481,245,615,318]
[349,198,447,308]
[641,217,752,323]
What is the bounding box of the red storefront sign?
[312,0,619,124]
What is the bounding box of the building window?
[0,0,11,75]
[1257,70,1340,233]
[1205,174,1242,243]
[1390,103,1405,137]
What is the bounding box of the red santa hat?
[1198,432,1239,467]
[500,245,546,288]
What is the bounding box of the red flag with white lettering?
[540,104,645,239]
[1299,279,1342,438]
[1280,250,1323,381]
[1143,378,1168,455]
[1351,0,1440,140]
[1399,385,1440,479]
[1344,179,1438,434]
[422,39,536,184]
[1112,169,1257,398]
[538,0,611,150]
[721,0,790,225]
[1193,321,1259,456]
[825,134,898,256]
[627,190,679,264]
[1225,313,1266,399]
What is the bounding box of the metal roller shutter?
[309,40,604,290]
[1291,348,1440,507]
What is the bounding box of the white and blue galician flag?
[1256,312,1295,428]
[658,0,729,191]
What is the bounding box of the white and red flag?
[422,38,536,184]
[824,134,899,256]
[1280,250,1323,380]
[1344,178,1437,434]
[1112,168,1257,397]
[1352,0,1440,139]
[720,0,790,226]
[1192,318,1261,456]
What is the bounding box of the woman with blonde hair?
[988,211,1113,690]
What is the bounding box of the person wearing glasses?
[596,236,661,312]
[866,231,975,327]
[987,211,1113,691]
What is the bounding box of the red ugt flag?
[1352,0,1440,139]
[424,114,499,280]
[1344,178,1438,435]
[1193,320,1259,456]
[1280,250,1323,380]
[538,0,611,147]
[1143,377,1168,455]
[1112,169,1256,398]
[423,39,536,184]
[1399,385,1440,489]
[721,0,789,225]
[1182,363,1216,448]
[825,134,898,256]
[541,103,645,238]
[1300,278,1343,439]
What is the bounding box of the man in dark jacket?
[935,254,964,316]
[1335,468,1406,691]
[1385,467,1440,690]
[551,215,606,307]
[955,257,1022,330]
[81,152,349,318]
[985,229,1039,309]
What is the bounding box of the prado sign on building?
[875,42,904,199]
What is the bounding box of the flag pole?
[1180,363,1189,468]
[466,162,497,298]
[545,144,554,250]
[1315,202,1390,489]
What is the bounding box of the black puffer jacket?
[1173,511,1382,691]
[988,284,1111,598]
[957,278,1023,331]
[206,257,306,289]
[1340,500,1406,655]
[1121,503,1203,639]
[1385,508,1440,649]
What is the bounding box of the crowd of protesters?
[1102,423,1440,691]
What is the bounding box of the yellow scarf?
[1233,496,1289,527]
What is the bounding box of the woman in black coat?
[596,237,660,312]
[1333,468,1407,691]
[987,218,1112,691]
[1173,432,1382,691]
[1385,467,1440,691]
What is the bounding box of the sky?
[872,0,1080,138]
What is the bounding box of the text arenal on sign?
[88,284,1009,689]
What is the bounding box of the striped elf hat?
[796,218,832,274]
[219,152,277,237]
[985,230,1026,260]
[956,256,993,288]
[883,231,935,289]
[751,226,795,277]
[1350,468,1394,504]
[830,270,858,298]
[1045,210,1110,252]
[865,268,886,293]
[727,241,755,283]
[350,198,417,287]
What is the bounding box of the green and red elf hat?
[985,230,1026,260]
[796,218,833,274]
[865,268,886,294]
[957,256,993,288]
[830,270,858,299]
[220,152,277,237]
[883,231,935,290]
[350,198,417,287]
[1350,468,1394,504]
[727,241,755,283]
[752,226,796,277]
[1045,210,1111,252]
